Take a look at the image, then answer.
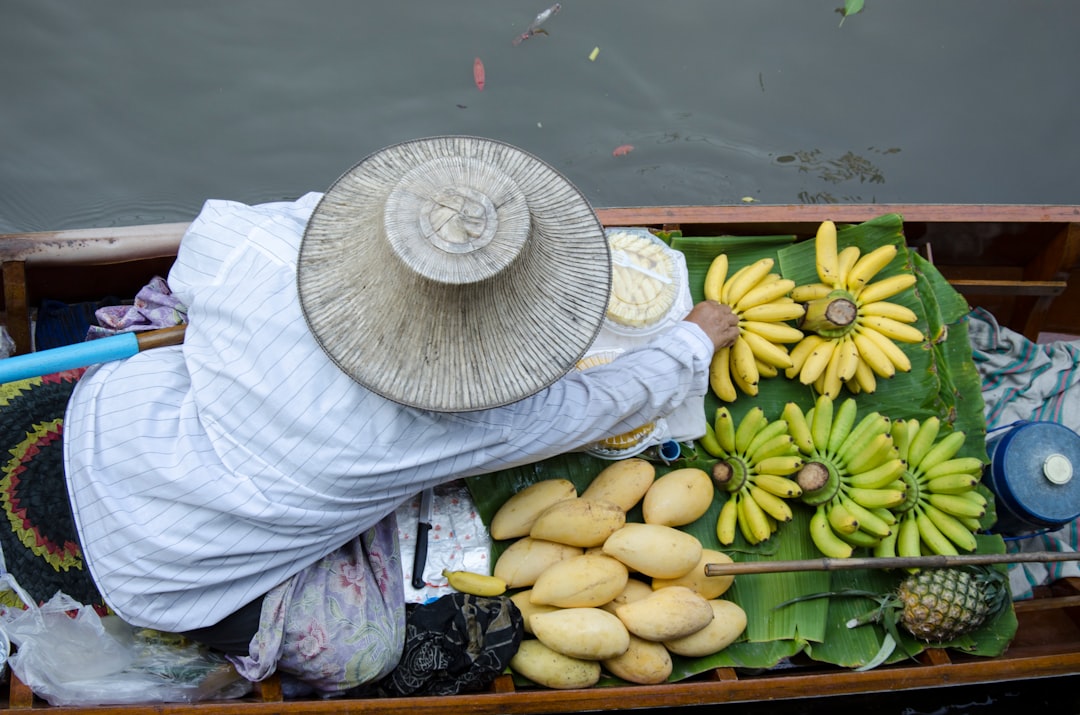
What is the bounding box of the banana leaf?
[467,213,1014,680]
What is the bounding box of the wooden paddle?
[704,551,1080,576]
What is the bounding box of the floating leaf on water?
[838,0,865,26]
[588,46,600,61]
[741,196,758,203]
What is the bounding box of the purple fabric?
[88,276,187,338]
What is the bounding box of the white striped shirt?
[63,194,714,631]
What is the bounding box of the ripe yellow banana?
[710,348,737,403]
[712,407,737,455]
[791,282,834,303]
[810,504,854,558]
[915,511,958,556]
[740,320,804,344]
[731,336,760,393]
[746,423,794,462]
[730,358,759,397]
[799,338,837,385]
[703,253,728,302]
[857,325,912,372]
[856,273,917,304]
[442,569,507,596]
[735,278,797,313]
[741,329,795,369]
[754,455,804,476]
[725,257,776,307]
[785,334,827,380]
[741,300,806,323]
[845,243,898,292]
[754,472,803,498]
[859,315,925,343]
[739,490,773,544]
[836,245,862,289]
[858,300,918,323]
[750,486,794,522]
[850,352,877,394]
[716,495,739,545]
[756,360,779,379]
[734,406,768,455]
[835,335,860,383]
[815,220,839,286]
[820,339,844,399]
[852,329,896,378]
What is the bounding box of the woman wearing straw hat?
[52,137,738,694]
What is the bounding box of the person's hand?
[684,300,739,351]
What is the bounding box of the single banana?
[740,319,805,345]
[906,416,941,470]
[731,336,760,393]
[847,486,906,510]
[756,359,779,379]
[836,245,862,289]
[709,348,737,403]
[835,335,860,383]
[827,499,860,534]
[734,406,768,455]
[923,456,984,480]
[741,329,795,369]
[809,504,854,558]
[958,489,988,507]
[814,220,840,286]
[915,431,968,474]
[922,503,978,552]
[799,338,837,386]
[791,282,834,303]
[927,493,986,519]
[895,514,922,558]
[857,300,919,323]
[820,339,844,399]
[716,495,739,545]
[826,397,859,458]
[730,358,759,397]
[843,432,895,474]
[753,472,803,498]
[809,394,835,453]
[747,430,795,465]
[754,454,804,476]
[750,485,794,522]
[713,406,738,454]
[857,325,912,372]
[852,328,896,378]
[442,569,507,597]
[846,243,898,293]
[735,278,797,313]
[925,473,980,494]
[915,510,959,556]
[856,272,917,305]
[859,315,925,343]
[850,354,877,394]
[699,422,726,458]
[840,495,893,537]
[782,401,816,456]
[741,300,806,323]
[845,457,906,490]
[839,527,883,549]
[739,489,773,544]
[725,258,776,307]
[835,411,890,464]
[703,253,729,302]
[873,527,899,559]
[785,334,827,380]
[890,418,915,463]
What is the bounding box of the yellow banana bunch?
[786,395,907,557]
[874,417,987,558]
[703,254,805,401]
[703,405,805,545]
[786,220,924,397]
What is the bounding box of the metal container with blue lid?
[985,420,1080,534]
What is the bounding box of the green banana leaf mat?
[465,213,1017,682]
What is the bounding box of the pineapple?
[895,566,1010,642]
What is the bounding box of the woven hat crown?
[298,136,611,412]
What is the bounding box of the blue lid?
[988,421,1080,529]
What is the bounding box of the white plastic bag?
[0,574,251,706]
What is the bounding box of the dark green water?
[2,0,1079,233]
[2,2,1079,711]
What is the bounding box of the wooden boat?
[0,203,1078,713]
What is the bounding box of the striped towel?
[967,307,1080,599]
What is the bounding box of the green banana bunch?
[701,406,805,546]
[787,394,907,558]
[873,416,987,558]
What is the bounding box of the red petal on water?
[473,57,485,91]
[612,144,634,157]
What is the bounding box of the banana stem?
[704,551,1080,576]
[800,296,857,335]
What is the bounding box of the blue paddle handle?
[0,332,140,384]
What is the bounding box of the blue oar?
[0,325,187,384]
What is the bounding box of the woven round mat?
[0,369,105,612]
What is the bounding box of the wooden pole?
[704,551,1080,576]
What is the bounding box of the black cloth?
[180,595,265,656]
[375,593,523,697]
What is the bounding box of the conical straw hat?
[298,136,612,412]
